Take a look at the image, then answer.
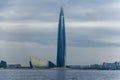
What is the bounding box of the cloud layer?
[0,0,120,65]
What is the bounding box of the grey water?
[0,69,120,80]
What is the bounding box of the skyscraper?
[57,7,66,67]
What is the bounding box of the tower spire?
[60,6,64,15]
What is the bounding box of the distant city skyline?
[0,0,120,66]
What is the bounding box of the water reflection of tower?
[57,7,66,67]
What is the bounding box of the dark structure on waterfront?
[7,64,21,69]
[0,60,7,68]
[57,7,66,67]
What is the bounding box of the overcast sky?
[0,0,120,66]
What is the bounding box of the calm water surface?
[0,69,120,80]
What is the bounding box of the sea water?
[0,69,120,80]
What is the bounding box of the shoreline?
[1,68,120,71]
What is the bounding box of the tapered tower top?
[60,6,64,16]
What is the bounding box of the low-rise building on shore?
[29,57,56,68]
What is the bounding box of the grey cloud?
[66,27,120,47]
[0,0,120,65]
[64,0,120,21]
[0,27,57,45]
[0,0,10,10]
[1,0,120,22]
[0,0,60,22]
[0,26,120,47]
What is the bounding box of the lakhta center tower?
[57,7,66,67]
